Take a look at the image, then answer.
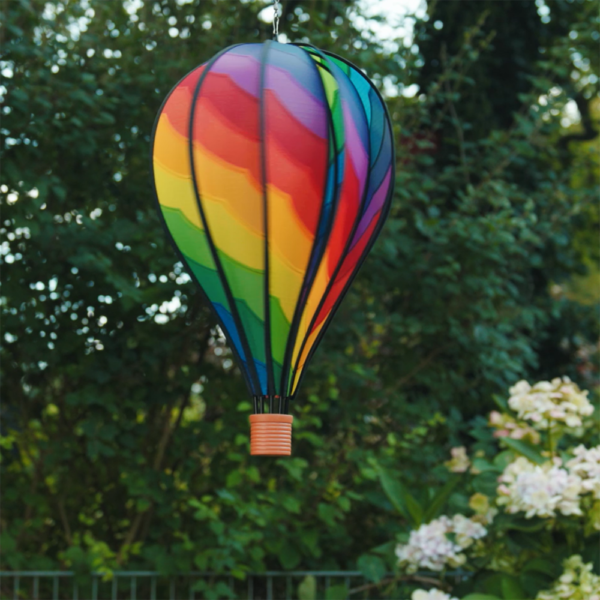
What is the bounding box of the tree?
[1,0,597,589]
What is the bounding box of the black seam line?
[288,43,373,396]
[278,54,341,400]
[259,40,275,398]
[295,128,394,396]
[315,55,387,182]
[188,45,262,396]
[290,49,397,398]
[286,44,351,395]
[149,48,256,397]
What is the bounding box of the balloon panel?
[191,45,268,393]
[289,49,395,394]
[152,63,255,393]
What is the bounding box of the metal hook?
[273,0,281,40]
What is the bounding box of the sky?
[260,0,427,49]
[354,0,427,49]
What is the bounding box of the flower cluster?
[444,446,470,473]
[488,410,541,444]
[396,515,487,573]
[468,492,498,525]
[536,555,600,600]
[497,456,582,518]
[411,589,458,600]
[508,377,594,430]
[566,445,600,500]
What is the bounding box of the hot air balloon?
[151,41,395,456]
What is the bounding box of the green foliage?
[1,0,597,596]
[297,575,316,600]
[384,379,599,599]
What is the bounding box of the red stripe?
[311,212,380,331]
[325,155,360,275]
[195,72,260,141]
[162,66,206,138]
[265,90,327,235]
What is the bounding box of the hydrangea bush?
[370,378,599,600]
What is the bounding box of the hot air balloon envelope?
[151,41,395,455]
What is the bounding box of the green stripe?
[217,250,264,322]
[270,296,290,368]
[236,299,266,367]
[161,206,214,267]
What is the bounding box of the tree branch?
[350,574,451,595]
[389,344,449,392]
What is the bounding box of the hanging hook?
[273,0,281,40]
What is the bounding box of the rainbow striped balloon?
[151,41,394,407]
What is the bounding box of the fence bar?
[0,569,468,600]
[286,576,291,600]
[247,575,253,600]
[13,575,19,600]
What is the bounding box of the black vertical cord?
[259,40,276,397]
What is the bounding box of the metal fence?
[0,570,462,600]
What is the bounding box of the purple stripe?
[210,53,261,97]
[210,53,327,139]
[350,167,392,248]
[266,64,327,139]
[342,98,369,193]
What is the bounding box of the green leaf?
[501,438,545,465]
[357,554,386,583]
[378,469,408,516]
[423,477,461,522]
[325,584,349,600]
[378,469,422,524]
[282,496,301,514]
[501,575,527,599]
[492,394,508,411]
[298,575,317,600]
[318,503,338,525]
[522,558,557,577]
[462,595,503,600]
[279,541,301,570]
[370,541,396,557]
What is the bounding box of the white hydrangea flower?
[412,589,458,600]
[451,513,487,548]
[536,555,600,600]
[444,446,470,473]
[567,445,600,500]
[497,456,583,518]
[396,515,487,573]
[508,377,594,430]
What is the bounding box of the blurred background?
[1,0,598,598]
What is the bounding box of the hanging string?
[273,0,281,40]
